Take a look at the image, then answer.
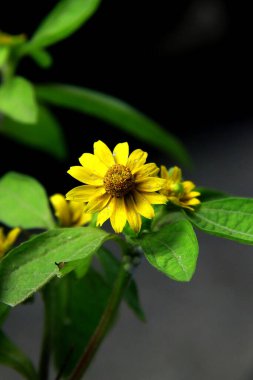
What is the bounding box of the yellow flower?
[50,193,92,227]
[160,165,201,211]
[66,140,167,233]
[0,227,21,258]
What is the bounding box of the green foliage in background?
[0,0,191,166]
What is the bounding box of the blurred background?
[1,0,253,379]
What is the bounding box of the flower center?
[170,182,184,196]
[104,164,134,197]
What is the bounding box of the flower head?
[50,193,91,227]
[0,227,21,258]
[66,140,167,233]
[160,165,201,211]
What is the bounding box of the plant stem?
[68,259,133,380]
[39,284,54,380]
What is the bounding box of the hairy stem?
[68,259,133,380]
[39,284,54,380]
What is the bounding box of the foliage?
[0,0,190,165]
[0,1,252,380]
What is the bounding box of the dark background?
[1,0,253,193]
[1,1,253,379]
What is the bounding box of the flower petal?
[186,191,201,199]
[110,197,127,233]
[142,192,167,205]
[182,181,196,193]
[160,165,169,180]
[125,195,142,233]
[0,227,4,242]
[68,201,92,226]
[97,200,114,227]
[168,166,182,183]
[66,185,105,202]
[68,200,83,219]
[113,142,129,165]
[86,193,111,213]
[67,166,104,186]
[77,213,92,226]
[3,228,21,252]
[168,196,181,206]
[184,198,201,206]
[127,149,148,173]
[79,153,107,177]
[50,193,71,226]
[134,163,159,179]
[136,177,165,192]
[94,140,115,167]
[133,190,154,219]
[183,191,201,200]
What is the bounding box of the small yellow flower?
[160,165,201,211]
[50,193,92,227]
[0,227,21,258]
[66,140,167,233]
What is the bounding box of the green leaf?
[57,255,92,278]
[0,303,10,326]
[0,172,55,229]
[0,105,67,159]
[98,248,146,321]
[51,269,111,375]
[152,207,186,231]
[29,49,53,68]
[0,330,38,380]
[36,84,191,167]
[0,46,9,67]
[0,77,38,124]
[0,227,111,306]
[74,256,92,278]
[23,0,101,51]
[187,197,253,244]
[140,220,199,281]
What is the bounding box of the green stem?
[68,260,133,380]
[0,56,16,83]
[39,284,54,380]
